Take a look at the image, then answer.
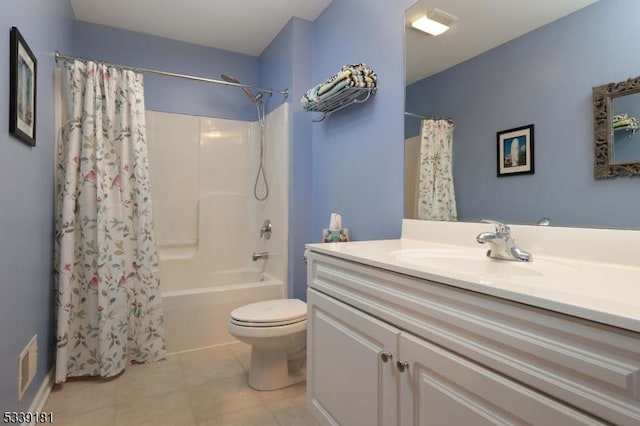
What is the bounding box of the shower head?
[220,73,262,103]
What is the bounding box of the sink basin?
[390,248,476,262]
[390,248,579,284]
[389,248,486,269]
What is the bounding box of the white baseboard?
[22,368,54,426]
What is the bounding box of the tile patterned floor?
[44,343,320,426]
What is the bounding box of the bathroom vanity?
[305,220,640,426]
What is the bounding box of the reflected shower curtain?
[54,60,165,383]
[417,119,457,221]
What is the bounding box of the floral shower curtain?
[417,119,457,221]
[54,60,165,383]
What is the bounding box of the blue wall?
[406,0,640,229]
[311,0,415,242]
[0,0,74,412]
[73,21,261,121]
[288,19,313,300]
[259,18,313,300]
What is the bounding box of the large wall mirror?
[404,0,640,230]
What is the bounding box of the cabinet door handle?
[380,352,393,363]
[396,360,409,372]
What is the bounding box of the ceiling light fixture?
[411,8,458,36]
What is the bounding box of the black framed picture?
[9,27,37,147]
[497,124,534,177]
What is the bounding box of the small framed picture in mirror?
[9,26,37,147]
[497,124,534,177]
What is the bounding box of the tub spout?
[252,252,269,261]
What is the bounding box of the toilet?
[228,299,307,390]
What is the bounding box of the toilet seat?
[230,317,305,327]
[230,299,306,327]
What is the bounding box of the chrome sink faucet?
[476,219,533,262]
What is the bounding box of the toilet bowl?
[228,299,307,390]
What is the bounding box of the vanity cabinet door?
[397,332,606,426]
[307,289,400,426]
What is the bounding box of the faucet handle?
[260,219,272,240]
[536,217,551,226]
[481,219,510,234]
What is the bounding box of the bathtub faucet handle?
[260,219,272,240]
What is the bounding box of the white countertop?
[306,237,640,333]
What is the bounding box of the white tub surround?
[147,106,289,289]
[146,105,289,353]
[306,219,640,425]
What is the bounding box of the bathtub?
[161,269,284,353]
[148,107,289,354]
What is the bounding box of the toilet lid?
[231,299,307,325]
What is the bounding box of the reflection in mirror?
[404,115,456,221]
[404,0,640,229]
[404,130,420,219]
[426,119,455,220]
[612,93,640,164]
[593,75,640,178]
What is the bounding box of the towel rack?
[309,87,376,122]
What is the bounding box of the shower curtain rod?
[405,112,453,123]
[54,51,289,98]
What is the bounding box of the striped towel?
[301,64,377,111]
